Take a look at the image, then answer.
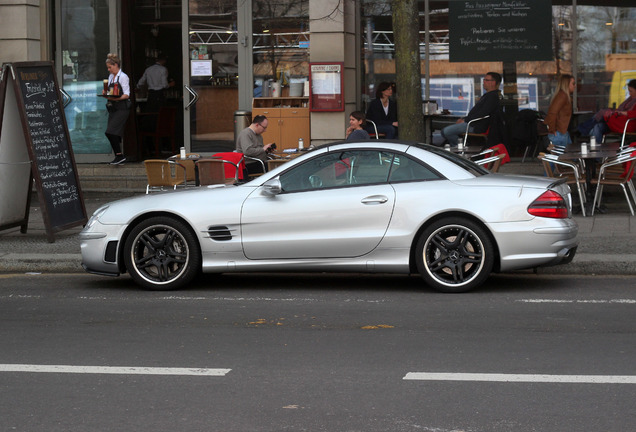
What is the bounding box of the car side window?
[389,155,441,182]
[279,150,393,192]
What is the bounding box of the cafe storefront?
[8,0,635,162]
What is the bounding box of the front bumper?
[79,223,126,276]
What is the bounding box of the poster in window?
[309,63,344,112]
[191,60,212,76]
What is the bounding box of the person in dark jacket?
[365,82,398,139]
[441,72,502,145]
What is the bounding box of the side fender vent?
[206,225,233,241]
[105,241,118,262]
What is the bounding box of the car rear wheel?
[123,216,201,290]
[416,217,494,293]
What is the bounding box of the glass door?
[55,0,113,163]
[183,0,239,154]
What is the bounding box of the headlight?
[84,206,109,230]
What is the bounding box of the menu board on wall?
[449,0,552,62]
[309,63,344,112]
[1,61,87,242]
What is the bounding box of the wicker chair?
[143,159,186,194]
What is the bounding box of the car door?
[241,150,396,260]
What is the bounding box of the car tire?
[416,217,494,293]
[123,216,201,291]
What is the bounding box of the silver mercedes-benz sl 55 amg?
[80,141,578,293]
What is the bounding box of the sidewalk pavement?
[0,160,635,276]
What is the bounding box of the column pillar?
[309,0,360,145]
[0,0,41,62]
[237,0,253,111]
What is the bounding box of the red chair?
[212,152,246,181]
[489,144,511,165]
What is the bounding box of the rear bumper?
[490,218,579,272]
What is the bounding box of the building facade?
[1,0,635,162]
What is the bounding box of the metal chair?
[469,147,495,161]
[212,152,247,181]
[243,154,267,177]
[474,153,505,172]
[538,152,587,217]
[143,159,187,194]
[170,153,200,187]
[470,144,510,167]
[591,150,636,216]
[602,117,636,150]
[196,159,238,186]
[366,119,385,139]
[523,119,549,163]
[461,115,490,147]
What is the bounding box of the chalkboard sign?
[449,0,552,63]
[5,61,86,241]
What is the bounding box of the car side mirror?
[262,178,282,196]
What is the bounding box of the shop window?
[252,0,309,98]
[59,0,111,155]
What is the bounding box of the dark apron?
[106,100,130,137]
[105,77,130,137]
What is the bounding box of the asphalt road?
[1,272,635,432]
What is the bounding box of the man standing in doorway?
[236,115,276,174]
[137,54,173,113]
[441,71,502,146]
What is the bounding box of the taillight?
[528,190,569,218]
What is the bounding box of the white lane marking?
[0,364,231,376]
[0,294,386,303]
[403,372,636,384]
[518,299,636,304]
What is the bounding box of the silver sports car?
[80,142,578,293]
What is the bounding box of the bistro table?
[558,142,621,214]
[267,158,291,170]
[448,145,488,158]
[424,113,461,143]
[266,151,304,171]
[167,153,200,185]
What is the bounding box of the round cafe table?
[559,145,620,214]
[449,145,486,158]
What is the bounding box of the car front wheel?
[416,218,494,293]
[123,216,201,290]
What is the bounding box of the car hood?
[93,185,254,225]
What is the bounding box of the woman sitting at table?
[365,82,398,139]
[346,111,371,141]
[578,79,636,143]
[545,74,575,149]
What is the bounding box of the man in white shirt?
[137,54,173,112]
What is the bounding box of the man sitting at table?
[441,72,502,146]
[236,115,275,174]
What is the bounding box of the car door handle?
[361,195,389,205]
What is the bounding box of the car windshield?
[418,144,490,176]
